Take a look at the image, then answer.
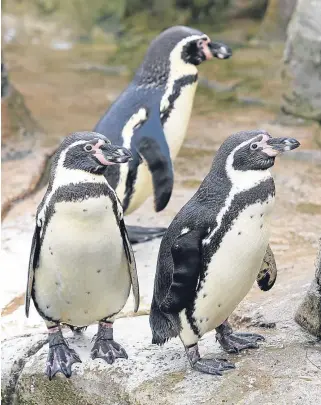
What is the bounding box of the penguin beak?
[208,42,232,60]
[263,137,300,157]
[94,144,133,165]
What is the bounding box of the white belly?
[163,81,197,159]
[119,82,198,215]
[192,197,274,336]
[34,197,130,326]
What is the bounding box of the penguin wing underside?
[257,244,277,291]
[25,223,42,317]
[160,229,202,314]
[119,218,140,312]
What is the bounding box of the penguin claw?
[192,358,235,375]
[45,343,82,380]
[91,339,128,364]
[217,332,265,353]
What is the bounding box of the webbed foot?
[186,343,235,375]
[127,225,166,244]
[46,326,81,380]
[216,320,265,353]
[91,321,128,364]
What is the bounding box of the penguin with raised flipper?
[25,131,139,380]
[150,130,300,375]
[94,25,232,244]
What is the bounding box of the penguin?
[149,130,300,375]
[94,25,232,244]
[25,131,139,380]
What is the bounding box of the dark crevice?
[2,337,48,405]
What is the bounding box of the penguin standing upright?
[150,130,300,375]
[94,26,232,243]
[25,132,139,379]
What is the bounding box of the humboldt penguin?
[150,130,300,375]
[25,131,139,379]
[94,25,232,243]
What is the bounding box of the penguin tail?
[150,300,178,345]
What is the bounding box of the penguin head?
[216,130,300,172]
[135,26,232,85]
[53,132,132,175]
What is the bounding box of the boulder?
[295,238,321,337]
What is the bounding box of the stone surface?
[295,238,321,337]
[282,0,321,121]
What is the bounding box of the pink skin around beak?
[92,140,116,166]
[254,134,280,157]
[201,38,213,61]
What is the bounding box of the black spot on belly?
[97,269,101,273]
[83,209,88,212]
[250,215,253,219]
[218,303,221,308]
[84,310,88,314]
[238,231,241,235]
[260,224,263,229]
[260,213,264,217]
[205,317,209,322]
[203,293,207,298]
[50,251,53,256]
[66,300,71,304]
[55,282,60,286]
[46,305,50,309]
[200,319,203,323]
[68,318,72,322]
[86,291,90,295]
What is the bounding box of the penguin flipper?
[257,244,277,291]
[119,218,140,312]
[133,104,174,213]
[160,230,202,314]
[25,222,42,317]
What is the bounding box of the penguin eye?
[84,144,93,152]
[104,139,111,145]
[197,39,203,48]
[250,143,258,151]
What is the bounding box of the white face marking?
[220,46,227,53]
[38,140,108,226]
[160,35,201,113]
[180,227,190,236]
[217,53,224,59]
[202,135,272,246]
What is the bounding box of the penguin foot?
[126,225,167,244]
[186,343,235,376]
[91,339,128,364]
[91,321,128,364]
[46,327,81,380]
[216,331,265,353]
[193,358,236,375]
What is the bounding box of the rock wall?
[282,0,321,121]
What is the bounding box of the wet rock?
[295,238,321,338]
